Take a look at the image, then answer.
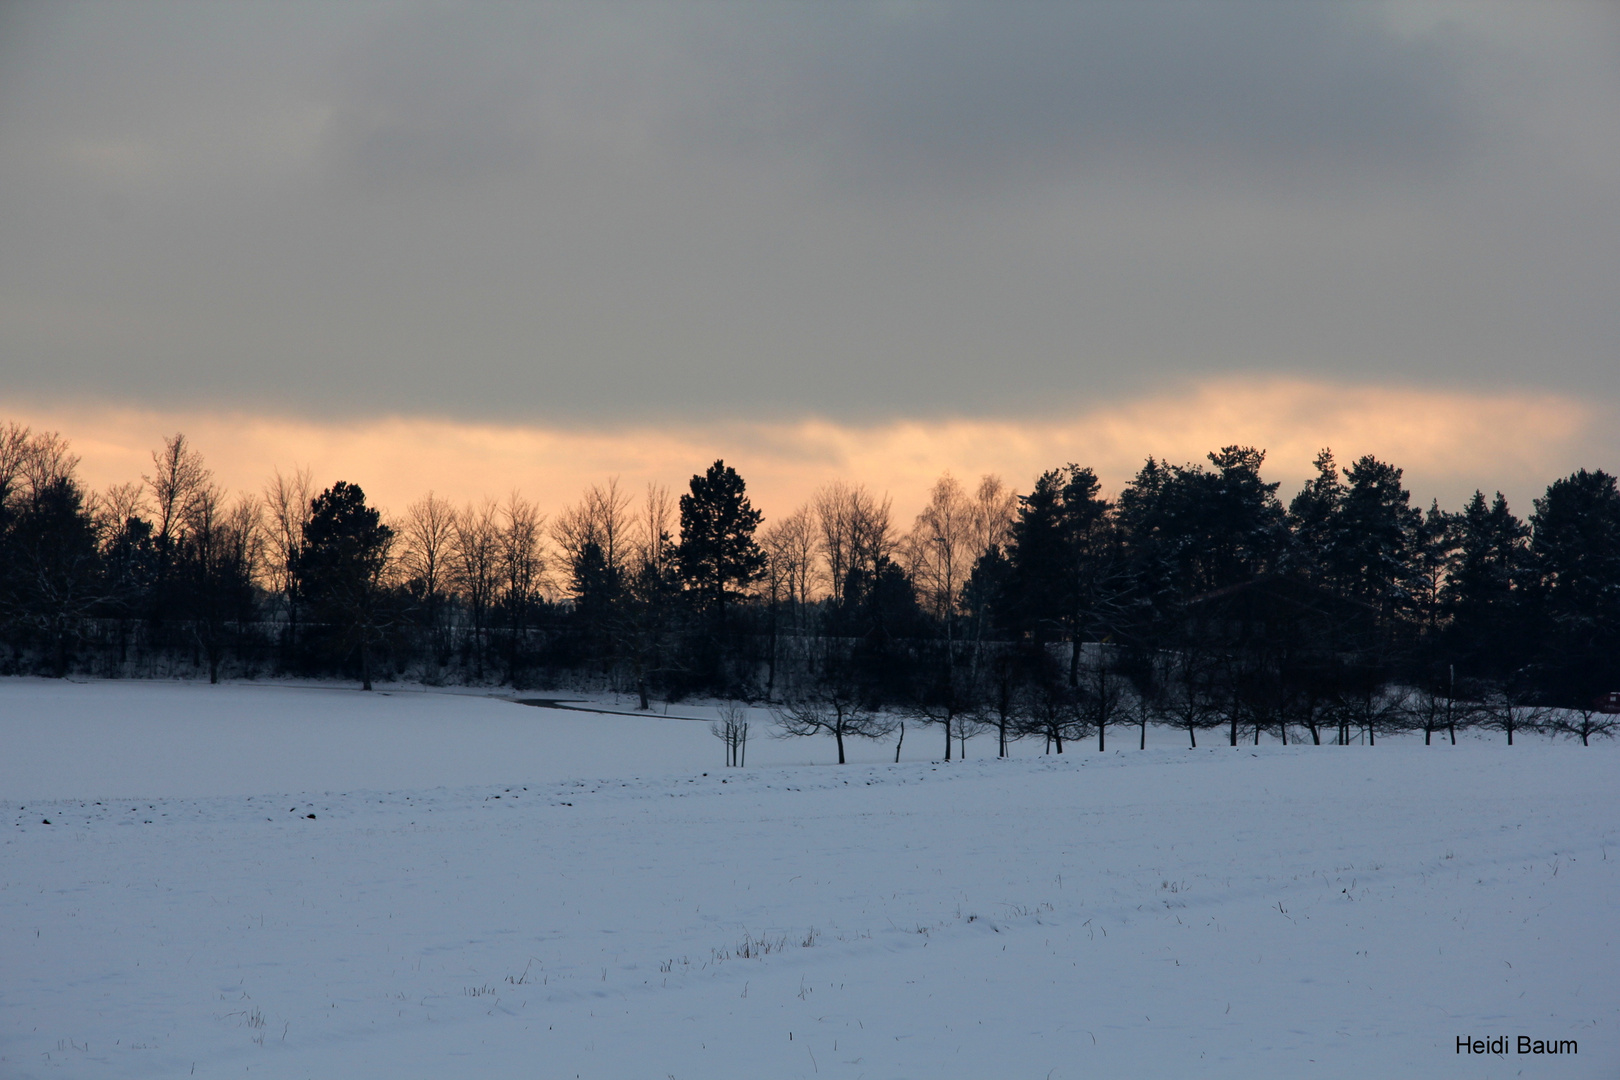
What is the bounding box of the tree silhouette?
[296,482,395,690]
[677,460,765,618]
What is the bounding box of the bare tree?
[850,487,896,581]
[760,504,819,698]
[17,430,79,503]
[1331,680,1410,746]
[263,465,314,654]
[774,685,895,765]
[907,473,974,634]
[763,504,817,622]
[974,648,1035,758]
[1403,683,1459,746]
[1143,648,1222,748]
[497,492,546,685]
[1079,645,1130,751]
[1475,687,1547,746]
[401,493,457,600]
[145,434,211,555]
[814,480,856,607]
[711,700,751,766]
[1548,706,1618,746]
[0,422,33,510]
[178,486,263,682]
[553,477,633,583]
[616,488,682,710]
[970,473,1017,561]
[637,482,675,567]
[453,499,502,681]
[89,482,148,542]
[814,481,894,605]
[964,473,1018,657]
[400,492,458,672]
[1019,676,1085,754]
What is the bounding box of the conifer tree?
[1443,491,1527,677]
[1530,469,1620,706]
[296,482,395,690]
[677,460,765,618]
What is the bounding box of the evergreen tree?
[1192,446,1288,591]
[1412,499,1460,639]
[0,476,103,676]
[567,538,623,664]
[1442,491,1527,677]
[1118,447,1284,603]
[1004,465,1119,686]
[1291,452,1419,617]
[677,460,765,617]
[295,481,395,690]
[1286,449,1345,587]
[1529,469,1620,706]
[1336,455,1420,617]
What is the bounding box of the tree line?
[2,421,1617,749]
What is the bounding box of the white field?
[2,679,1615,1079]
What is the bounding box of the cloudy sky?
[1,1,1616,517]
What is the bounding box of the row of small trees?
[753,657,1617,766]
[2,420,1618,751]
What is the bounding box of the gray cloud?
[0,1,1616,432]
[678,3,1481,190]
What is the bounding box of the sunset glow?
[5,378,1594,521]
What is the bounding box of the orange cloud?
[2,378,1601,523]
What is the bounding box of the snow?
[3,679,1616,1078]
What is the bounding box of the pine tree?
[1285,449,1345,587]
[1119,447,1285,602]
[1530,470,1620,706]
[1005,465,1118,686]
[1,476,103,676]
[1442,491,1527,677]
[677,461,765,618]
[295,482,395,690]
[1324,454,1420,618]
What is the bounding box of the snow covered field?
[3,680,1615,1078]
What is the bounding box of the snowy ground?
[3,679,1615,1078]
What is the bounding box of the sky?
[1,1,1616,520]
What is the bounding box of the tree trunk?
[835,722,845,765]
[943,713,952,761]
[1188,726,1196,748]
[1139,719,1146,750]
[765,598,778,701]
[1229,712,1238,747]
[894,721,904,763]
